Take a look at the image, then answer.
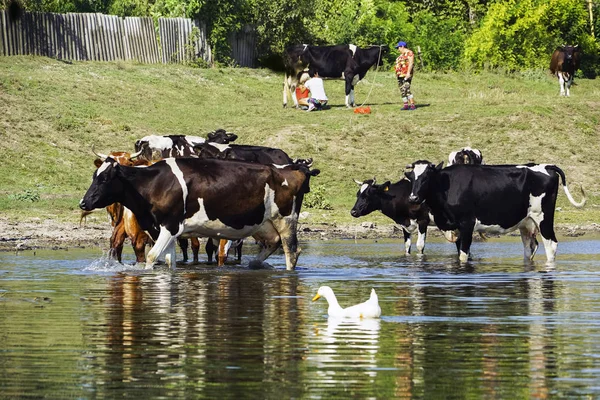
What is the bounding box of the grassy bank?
[0,56,598,227]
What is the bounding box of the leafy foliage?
[303,185,333,210]
[464,0,597,72]
[8,0,600,71]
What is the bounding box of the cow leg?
[416,220,428,255]
[529,193,558,263]
[566,74,573,97]
[283,74,288,107]
[558,74,566,96]
[217,239,229,267]
[458,224,475,263]
[205,239,217,264]
[345,76,355,107]
[274,218,301,270]
[178,238,189,263]
[146,227,177,269]
[252,222,282,266]
[519,220,539,261]
[402,228,412,255]
[235,241,243,263]
[109,222,126,263]
[190,237,200,264]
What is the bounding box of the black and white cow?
[283,44,388,108]
[448,147,484,165]
[405,161,585,263]
[350,178,431,255]
[134,130,238,161]
[80,158,319,270]
[134,135,206,160]
[550,45,581,97]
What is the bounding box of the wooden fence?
[0,10,211,64]
[228,24,257,67]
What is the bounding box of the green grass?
[1,56,598,226]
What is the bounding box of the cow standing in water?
[351,178,431,255]
[405,161,585,264]
[80,158,319,270]
[283,44,388,108]
[550,45,581,97]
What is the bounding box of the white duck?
[312,286,381,318]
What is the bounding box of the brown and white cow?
[80,158,319,270]
[550,45,581,97]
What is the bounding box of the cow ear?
[94,158,103,168]
[404,171,412,180]
[435,162,444,170]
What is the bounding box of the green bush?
[303,185,333,210]
[463,0,595,71]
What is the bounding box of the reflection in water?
[1,241,600,398]
[308,317,380,394]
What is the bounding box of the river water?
[1,237,600,398]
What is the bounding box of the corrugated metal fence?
[0,10,211,64]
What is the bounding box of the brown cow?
[550,45,581,97]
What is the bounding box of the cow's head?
[206,129,238,144]
[79,157,124,211]
[449,147,483,165]
[378,45,390,66]
[350,178,391,217]
[560,44,581,68]
[405,160,443,204]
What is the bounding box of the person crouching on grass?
[394,41,416,110]
[304,70,328,112]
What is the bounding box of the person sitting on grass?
[304,70,328,112]
[296,83,310,110]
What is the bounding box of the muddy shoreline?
[1,217,599,253]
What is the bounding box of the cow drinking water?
[351,178,431,255]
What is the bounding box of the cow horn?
[405,164,414,170]
[354,179,363,185]
[91,144,108,160]
[372,177,377,184]
[129,149,144,159]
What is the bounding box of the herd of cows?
[77,43,585,270]
[79,130,585,270]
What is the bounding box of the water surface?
[1,237,600,398]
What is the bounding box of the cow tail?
[548,165,586,208]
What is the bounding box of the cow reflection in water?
[97,272,305,392]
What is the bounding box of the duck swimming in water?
[312,286,381,318]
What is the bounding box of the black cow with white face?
[350,178,431,255]
[448,147,484,165]
[550,45,581,97]
[405,160,585,264]
[80,158,319,270]
[283,44,388,108]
